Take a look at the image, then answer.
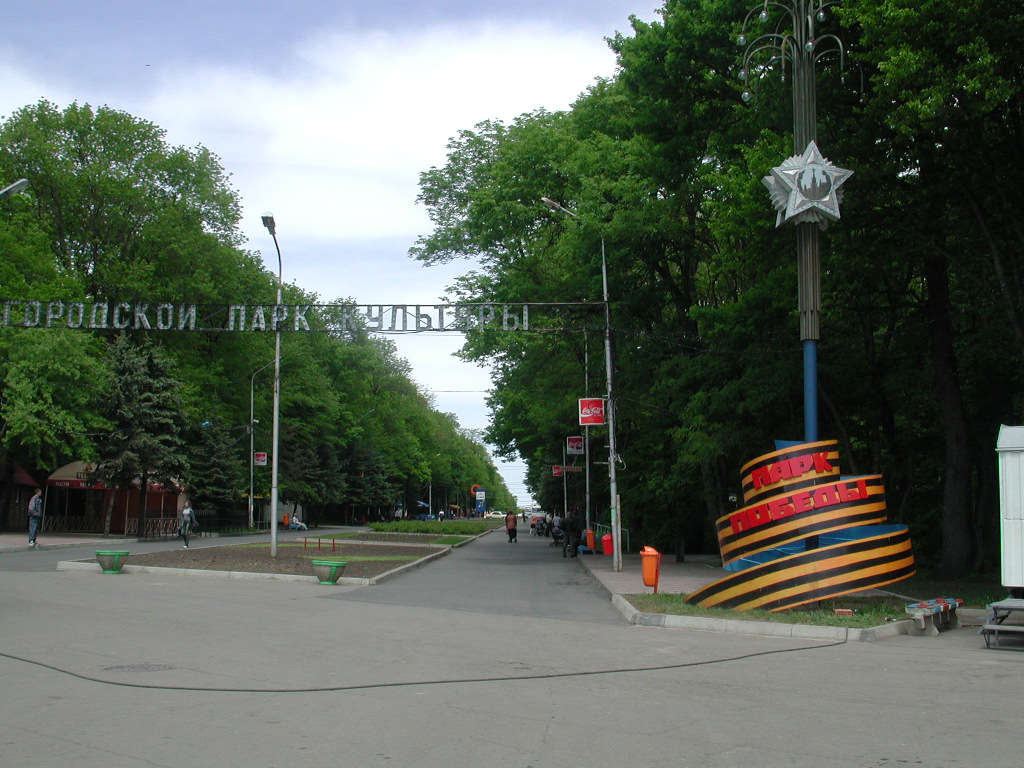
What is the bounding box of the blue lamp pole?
[261,213,284,557]
[738,0,851,443]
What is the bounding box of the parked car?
[484,511,506,519]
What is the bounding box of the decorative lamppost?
[261,213,284,557]
[738,0,852,443]
[541,197,622,572]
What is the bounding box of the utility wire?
[0,638,846,695]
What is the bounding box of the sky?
[1,0,662,507]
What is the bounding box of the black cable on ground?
[0,637,847,695]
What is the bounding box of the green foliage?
[92,334,188,492]
[186,421,245,514]
[0,98,515,530]
[408,0,1024,576]
[0,328,110,469]
[368,520,490,536]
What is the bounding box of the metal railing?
[591,522,630,554]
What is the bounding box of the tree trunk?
[137,470,150,541]
[924,252,974,577]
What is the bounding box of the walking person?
[563,512,581,557]
[179,502,196,549]
[505,510,518,543]
[27,488,43,548]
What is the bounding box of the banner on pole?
[579,398,605,426]
[566,436,584,455]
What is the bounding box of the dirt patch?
[128,540,441,579]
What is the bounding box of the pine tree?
[93,334,188,538]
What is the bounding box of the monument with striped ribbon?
[686,440,915,612]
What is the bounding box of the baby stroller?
[550,526,564,548]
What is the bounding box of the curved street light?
[0,178,29,199]
[261,213,284,557]
[541,197,622,572]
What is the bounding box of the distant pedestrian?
[27,488,43,548]
[179,503,196,549]
[505,511,518,543]
[563,513,581,558]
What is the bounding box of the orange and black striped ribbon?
[686,441,915,612]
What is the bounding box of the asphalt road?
[2,529,1022,768]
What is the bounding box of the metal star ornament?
[762,141,853,229]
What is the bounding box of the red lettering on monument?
[730,478,868,535]
[750,451,836,489]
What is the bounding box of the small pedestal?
[95,550,130,574]
[311,559,347,584]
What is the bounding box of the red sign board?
[579,398,605,426]
[553,465,583,475]
[567,436,584,455]
[254,452,268,466]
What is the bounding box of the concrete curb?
[56,545,453,586]
[612,592,911,641]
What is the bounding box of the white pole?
[601,236,622,572]
[541,197,621,571]
[249,360,273,529]
[262,213,283,558]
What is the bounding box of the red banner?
[579,398,605,426]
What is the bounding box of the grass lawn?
[624,572,1008,629]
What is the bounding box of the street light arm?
[0,178,29,199]
[540,197,579,219]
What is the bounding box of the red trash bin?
[601,533,613,555]
[640,546,662,593]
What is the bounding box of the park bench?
[905,598,963,636]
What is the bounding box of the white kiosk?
[996,425,1024,596]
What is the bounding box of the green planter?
[95,550,130,574]
[311,559,347,584]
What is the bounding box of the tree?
[185,421,244,517]
[92,334,188,537]
[0,328,110,470]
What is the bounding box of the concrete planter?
[95,550,130,574]
[311,559,347,584]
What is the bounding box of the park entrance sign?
[0,300,544,333]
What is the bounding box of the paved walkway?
[1,524,1019,768]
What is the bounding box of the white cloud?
[142,22,618,244]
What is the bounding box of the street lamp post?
[261,213,284,557]
[737,0,851,443]
[249,359,273,529]
[541,197,622,572]
[0,179,29,199]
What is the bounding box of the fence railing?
[591,522,630,554]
